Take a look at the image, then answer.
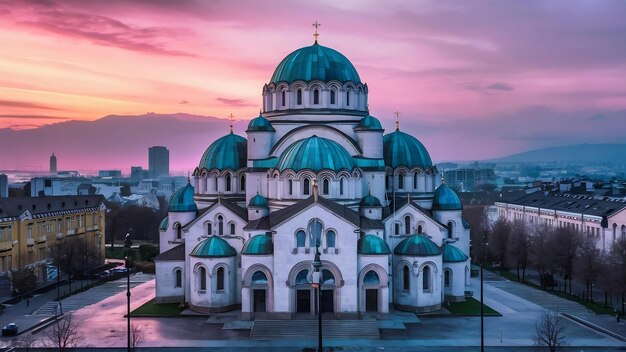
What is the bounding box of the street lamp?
[124,233,132,352]
[308,218,323,352]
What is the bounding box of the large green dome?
[383,130,433,169]
[198,132,247,171]
[246,113,275,133]
[355,115,383,132]
[270,43,361,84]
[242,235,274,255]
[169,183,197,213]
[277,135,355,172]
[394,234,440,256]
[191,236,237,258]
[360,192,382,207]
[432,184,462,211]
[358,235,391,255]
[249,193,269,208]
[442,244,468,262]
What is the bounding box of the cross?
[228,113,235,132]
[394,111,400,130]
[313,21,321,43]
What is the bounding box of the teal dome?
[355,115,383,131]
[198,132,247,171]
[270,43,361,84]
[358,235,391,255]
[277,135,355,172]
[191,236,237,258]
[394,234,440,256]
[442,244,468,263]
[169,183,198,213]
[432,184,462,211]
[360,192,382,207]
[242,235,274,255]
[246,113,275,133]
[383,130,433,169]
[159,217,169,231]
[249,193,268,208]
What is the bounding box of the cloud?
[0,114,70,119]
[586,113,606,122]
[0,99,65,110]
[485,82,514,91]
[458,81,514,94]
[179,100,189,104]
[215,97,256,107]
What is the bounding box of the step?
[250,319,380,340]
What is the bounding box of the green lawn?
[130,299,185,317]
[446,297,501,316]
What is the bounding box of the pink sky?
[1,0,625,166]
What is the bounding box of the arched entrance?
[287,260,344,316]
[358,264,388,314]
[242,264,273,318]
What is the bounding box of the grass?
[130,298,185,317]
[446,297,501,316]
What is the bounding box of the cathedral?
[154,35,471,319]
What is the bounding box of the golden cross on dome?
[228,113,235,132]
[394,111,400,130]
[313,21,321,43]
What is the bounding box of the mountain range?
[490,144,626,164]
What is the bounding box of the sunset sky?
[1,0,626,169]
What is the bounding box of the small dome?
[249,193,268,208]
[191,236,237,258]
[442,244,469,263]
[159,216,169,231]
[383,130,433,169]
[355,115,383,131]
[432,184,462,211]
[247,113,275,133]
[242,234,274,255]
[394,234,440,256]
[359,192,382,207]
[169,183,198,213]
[270,43,361,84]
[277,135,355,172]
[358,235,391,255]
[198,132,247,171]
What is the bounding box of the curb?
[561,312,626,342]
[15,315,61,336]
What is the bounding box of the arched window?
[385,175,390,189]
[225,175,231,192]
[175,269,182,288]
[218,216,224,236]
[322,269,335,285]
[252,271,268,284]
[288,179,293,195]
[297,89,302,105]
[322,179,329,195]
[394,223,400,235]
[346,89,350,106]
[175,223,182,240]
[313,89,319,104]
[296,269,309,284]
[364,270,380,284]
[230,223,236,235]
[398,174,404,189]
[296,230,306,247]
[199,267,207,291]
[330,89,336,104]
[240,175,246,191]
[326,230,336,248]
[281,90,286,106]
[444,270,451,287]
[207,222,212,236]
[402,265,410,290]
[214,176,218,191]
[417,225,423,234]
[613,223,618,242]
[622,225,626,240]
[423,266,431,291]
[217,267,225,291]
[339,178,344,195]
[414,173,418,188]
[404,216,411,235]
[447,221,453,239]
[303,179,310,195]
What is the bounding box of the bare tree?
[551,227,582,294]
[44,315,82,351]
[508,219,532,281]
[14,332,38,351]
[131,323,143,350]
[602,238,626,313]
[463,205,489,262]
[531,224,556,288]
[575,234,601,302]
[535,310,567,352]
[488,218,511,267]
[9,267,37,297]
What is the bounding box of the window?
[230,223,236,235]
[175,269,182,288]
[364,270,380,284]
[385,175,390,189]
[394,223,400,235]
[303,179,310,195]
[207,223,212,236]
[444,270,450,287]
[403,266,410,290]
[414,174,418,188]
[322,179,329,195]
[296,269,309,284]
[423,266,431,291]
[346,90,350,106]
[313,89,319,104]
[288,179,293,195]
[252,271,268,284]
[447,221,453,239]
[297,89,302,105]
[326,230,336,248]
[404,216,411,235]
[217,267,225,291]
[218,216,224,236]
[417,225,423,234]
[398,174,404,189]
[339,178,344,195]
[330,90,336,104]
[281,90,286,106]
[296,230,306,248]
[199,267,207,291]
[214,176,218,191]
[225,175,231,192]
[240,175,246,191]
[175,224,182,240]
[322,269,335,285]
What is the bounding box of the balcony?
[38,235,46,243]
[93,225,99,230]
[57,233,63,240]
[27,238,35,246]
[67,229,75,235]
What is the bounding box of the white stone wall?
[393,254,442,311]
[443,261,468,300]
[155,260,184,302]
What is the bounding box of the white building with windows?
[154,38,471,318]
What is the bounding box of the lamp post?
[124,233,132,352]
[308,218,323,352]
[480,238,488,352]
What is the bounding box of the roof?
[497,191,626,218]
[182,197,247,231]
[190,236,237,258]
[154,244,185,262]
[382,130,433,169]
[432,184,462,211]
[355,115,383,132]
[270,42,361,84]
[168,183,198,213]
[358,235,391,255]
[249,193,269,208]
[276,135,355,172]
[394,234,440,256]
[0,195,104,220]
[241,234,274,255]
[247,113,275,132]
[159,216,169,231]
[360,193,382,207]
[382,196,445,229]
[198,132,247,171]
[442,244,469,262]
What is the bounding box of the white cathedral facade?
[154,38,471,319]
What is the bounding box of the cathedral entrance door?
[320,289,334,314]
[253,289,266,312]
[365,289,378,312]
[296,289,311,313]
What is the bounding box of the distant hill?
[491,144,626,164]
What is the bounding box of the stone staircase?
[250,319,380,340]
[33,301,60,315]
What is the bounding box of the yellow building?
[0,195,106,282]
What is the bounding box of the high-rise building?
[148,146,169,177]
[50,153,57,175]
[0,174,7,198]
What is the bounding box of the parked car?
[2,323,18,336]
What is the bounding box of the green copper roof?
[249,193,268,208]
[358,235,391,255]
[382,130,433,169]
[247,113,275,132]
[360,193,382,207]
[442,244,469,262]
[169,183,198,213]
[242,234,274,255]
[159,216,169,231]
[271,43,361,84]
[191,236,237,258]
[198,132,247,171]
[432,184,462,211]
[355,115,383,131]
[394,234,440,256]
[277,135,355,172]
